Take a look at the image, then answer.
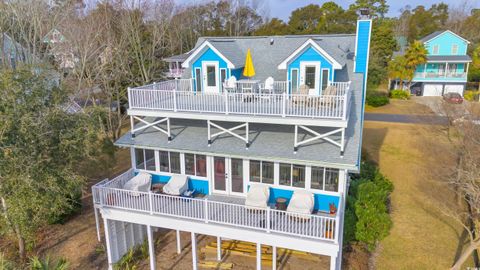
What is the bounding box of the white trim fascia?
[426,60,472,63]
[182,41,235,69]
[277,39,342,70]
[423,30,471,44]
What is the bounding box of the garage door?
[423,84,443,96]
[444,84,464,95]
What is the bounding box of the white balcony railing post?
[225,90,229,115]
[149,192,154,215]
[282,92,286,117]
[266,207,271,233]
[334,195,342,244]
[204,198,209,223]
[173,86,177,112]
[98,187,104,206]
[127,87,132,109]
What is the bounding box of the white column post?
[130,115,135,138]
[272,246,277,270]
[256,243,262,270]
[103,218,113,270]
[167,118,172,142]
[423,63,427,78]
[94,208,101,242]
[466,62,470,78]
[216,236,222,261]
[330,254,337,270]
[176,230,182,254]
[130,147,136,171]
[207,120,212,146]
[147,225,156,270]
[293,125,298,153]
[245,122,249,149]
[191,232,198,270]
[444,62,448,78]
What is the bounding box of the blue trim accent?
[354,20,371,73]
[249,185,339,212]
[188,177,209,195]
[134,171,210,195]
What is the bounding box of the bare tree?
[421,103,480,269]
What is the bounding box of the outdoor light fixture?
[359,8,370,18]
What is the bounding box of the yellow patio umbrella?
[242,49,255,78]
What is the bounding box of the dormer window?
[452,44,458,55]
[432,45,439,55]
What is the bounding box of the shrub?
[389,89,410,100]
[366,91,389,107]
[29,256,69,270]
[344,160,393,251]
[464,90,480,102]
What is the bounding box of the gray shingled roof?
[419,31,445,43]
[182,35,356,81]
[427,55,472,62]
[116,51,364,170]
[163,53,189,62]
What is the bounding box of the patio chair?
[286,190,314,220]
[263,77,274,94]
[163,175,189,196]
[321,85,338,108]
[223,76,237,93]
[293,84,309,105]
[245,183,270,210]
[123,172,152,196]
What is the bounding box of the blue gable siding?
[191,47,229,92]
[425,32,468,55]
[287,46,334,95]
[354,20,371,73]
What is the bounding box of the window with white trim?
[135,148,155,171]
[184,153,207,177]
[279,163,305,188]
[451,44,458,55]
[250,160,274,184]
[159,151,181,174]
[311,167,339,192]
[432,44,439,55]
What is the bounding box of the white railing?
[414,72,467,79]
[93,174,340,243]
[166,68,184,78]
[128,80,351,120]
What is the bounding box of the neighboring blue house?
[392,30,471,96]
[92,16,373,270]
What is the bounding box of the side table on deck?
[275,197,288,211]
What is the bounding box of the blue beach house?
[392,30,471,96]
[92,14,373,270]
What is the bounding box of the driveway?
[412,96,468,117]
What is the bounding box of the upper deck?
[127,79,352,127]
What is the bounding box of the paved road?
[365,113,449,125]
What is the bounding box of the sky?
[182,0,480,21]
[265,0,480,21]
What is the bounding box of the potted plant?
[329,203,337,215]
